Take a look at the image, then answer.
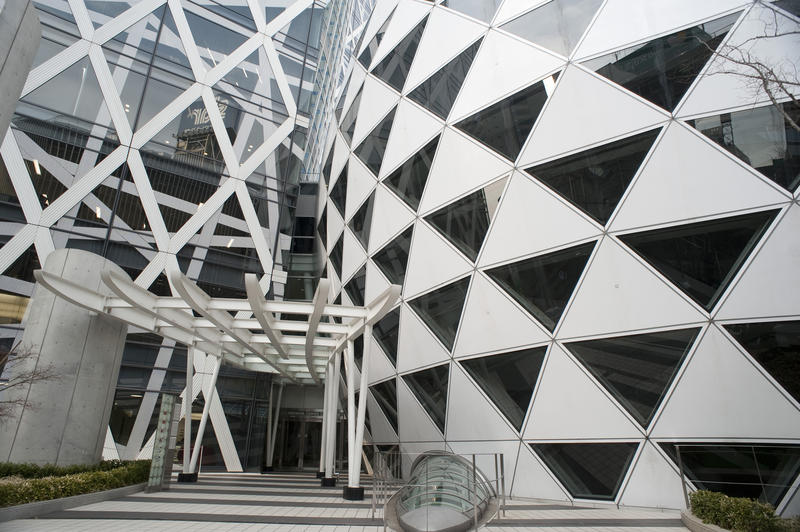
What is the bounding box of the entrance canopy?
[34,269,401,384]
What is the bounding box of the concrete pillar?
[0,249,129,465]
[0,0,40,138]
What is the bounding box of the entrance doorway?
[274,413,322,470]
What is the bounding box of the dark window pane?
[385,135,439,211]
[501,0,602,56]
[485,242,595,332]
[109,390,144,446]
[442,0,502,23]
[565,328,700,427]
[330,163,347,218]
[408,276,471,351]
[460,347,546,431]
[373,225,413,285]
[317,207,327,249]
[402,363,450,433]
[775,0,800,17]
[618,210,777,310]
[330,234,344,280]
[370,378,398,434]
[359,9,395,69]
[354,334,364,371]
[533,443,638,500]
[355,107,396,177]
[725,320,800,403]
[348,191,375,250]
[691,103,800,192]
[408,38,481,120]
[661,443,800,506]
[340,86,362,146]
[373,308,400,366]
[321,148,334,186]
[525,129,661,224]
[455,78,552,161]
[425,177,507,262]
[371,17,427,92]
[344,265,366,306]
[583,13,739,111]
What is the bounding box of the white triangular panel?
[652,325,800,439]
[524,345,643,439]
[574,0,746,60]
[365,259,390,304]
[357,0,399,63]
[494,0,547,25]
[330,133,350,187]
[717,204,800,319]
[326,198,344,246]
[513,444,572,501]
[479,172,601,268]
[517,65,669,168]
[397,303,451,374]
[368,186,415,254]
[398,377,445,442]
[379,99,443,180]
[341,228,367,284]
[449,29,565,122]
[368,336,396,385]
[611,123,788,232]
[446,363,519,440]
[371,1,432,69]
[345,155,377,221]
[558,238,706,339]
[454,272,550,357]
[449,440,523,493]
[402,221,473,299]
[367,390,399,443]
[418,127,512,215]
[404,8,486,92]
[678,4,800,117]
[351,77,400,148]
[619,442,685,510]
[328,267,341,302]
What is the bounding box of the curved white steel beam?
[244,273,289,360]
[305,278,331,383]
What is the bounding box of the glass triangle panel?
[183,4,252,69]
[371,16,428,92]
[525,128,661,225]
[402,363,450,433]
[408,276,470,351]
[215,45,285,112]
[0,244,41,284]
[384,135,439,211]
[329,163,348,218]
[442,0,502,23]
[340,86,363,147]
[659,443,800,507]
[532,443,638,500]
[455,77,554,161]
[359,8,395,69]
[565,328,700,428]
[18,157,69,209]
[33,0,81,49]
[725,320,800,404]
[318,207,327,249]
[355,107,397,177]
[690,104,800,193]
[321,147,334,186]
[774,0,800,17]
[485,241,595,332]
[344,264,367,306]
[408,38,482,120]
[501,0,603,57]
[153,7,193,72]
[354,335,364,371]
[461,347,547,432]
[618,210,778,311]
[330,233,344,280]
[348,191,375,250]
[370,378,398,434]
[373,307,400,367]
[425,176,507,262]
[373,225,413,285]
[582,12,740,112]
[148,271,172,296]
[85,0,148,29]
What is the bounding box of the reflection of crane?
[71,67,87,116]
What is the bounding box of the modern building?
[0,0,799,515]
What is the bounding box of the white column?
[352,324,372,489]
[189,355,221,473]
[318,366,329,476]
[344,340,357,486]
[183,346,195,474]
[267,382,283,466]
[265,379,274,469]
[324,351,341,479]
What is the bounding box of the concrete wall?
[0,0,40,138]
[0,249,129,465]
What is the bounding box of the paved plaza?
[0,472,688,531]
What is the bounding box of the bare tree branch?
[0,343,60,419]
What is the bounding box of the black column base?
[321,477,336,487]
[342,486,364,500]
[261,465,274,473]
[177,472,198,483]
[315,471,325,478]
